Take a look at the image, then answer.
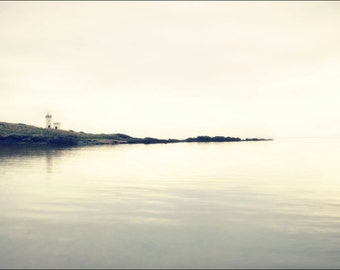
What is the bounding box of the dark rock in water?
[184,136,242,143]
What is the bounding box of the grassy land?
[0,121,272,146]
[0,122,131,146]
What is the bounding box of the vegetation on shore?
[0,122,272,147]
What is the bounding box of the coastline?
[0,122,273,147]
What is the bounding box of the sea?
[0,138,340,268]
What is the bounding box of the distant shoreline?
[0,122,273,147]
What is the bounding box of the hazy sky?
[1,1,339,138]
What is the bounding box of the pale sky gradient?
[1,1,340,139]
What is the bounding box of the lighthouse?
[45,113,52,128]
[45,113,61,129]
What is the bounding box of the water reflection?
[45,151,53,174]
[0,140,340,268]
[0,144,72,174]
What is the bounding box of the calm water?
[1,139,340,268]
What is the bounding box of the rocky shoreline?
[0,122,272,147]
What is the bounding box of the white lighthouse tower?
[45,113,52,128]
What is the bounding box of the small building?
[53,122,61,130]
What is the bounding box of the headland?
[0,122,272,147]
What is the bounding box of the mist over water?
[1,139,340,268]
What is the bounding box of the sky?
[0,1,339,139]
